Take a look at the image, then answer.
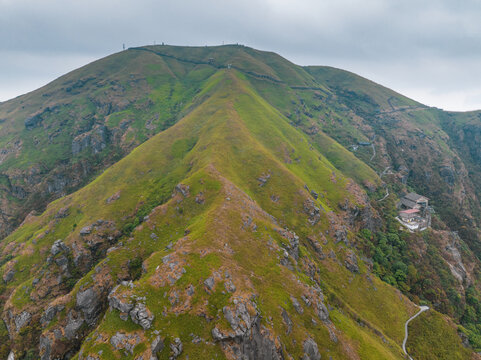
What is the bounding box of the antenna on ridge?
[123,43,125,51]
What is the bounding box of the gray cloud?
[1,0,481,110]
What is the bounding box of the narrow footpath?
[403,305,430,359]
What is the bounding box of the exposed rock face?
[76,287,101,325]
[151,335,164,359]
[15,311,31,332]
[344,250,359,273]
[303,338,321,360]
[41,304,65,327]
[212,298,284,359]
[50,239,69,256]
[24,113,43,129]
[39,335,52,360]
[72,125,110,155]
[65,311,85,340]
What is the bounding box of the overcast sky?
[2,0,481,111]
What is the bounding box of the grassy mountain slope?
[0,45,480,359]
[0,68,463,360]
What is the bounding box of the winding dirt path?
[403,305,429,359]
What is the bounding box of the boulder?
[130,302,154,330]
[204,277,215,291]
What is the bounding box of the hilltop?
[0,45,480,359]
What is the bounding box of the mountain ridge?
[0,45,480,359]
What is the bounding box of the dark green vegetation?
[0,45,480,359]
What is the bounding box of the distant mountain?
[0,45,480,360]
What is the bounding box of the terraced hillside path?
[403,305,430,359]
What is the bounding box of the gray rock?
[24,114,43,129]
[7,351,15,360]
[291,296,304,314]
[4,269,15,283]
[212,327,229,341]
[334,227,348,245]
[65,311,84,340]
[186,285,195,296]
[151,335,164,358]
[204,277,215,291]
[108,286,134,314]
[224,279,236,293]
[51,239,69,256]
[39,335,52,360]
[76,287,101,324]
[111,332,140,354]
[169,338,183,359]
[345,251,359,273]
[130,303,154,330]
[281,308,292,334]
[257,173,271,186]
[317,301,329,322]
[41,305,65,327]
[175,183,190,197]
[79,225,92,235]
[15,311,31,332]
[303,338,321,360]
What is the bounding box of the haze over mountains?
[1,45,481,359]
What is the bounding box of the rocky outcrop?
[130,303,154,330]
[345,250,359,273]
[212,298,284,359]
[24,113,43,129]
[303,338,321,360]
[76,287,102,325]
[14,311,32,332]
[277,229,299,260]
[40,304,65,327]
[169,338,183,359]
